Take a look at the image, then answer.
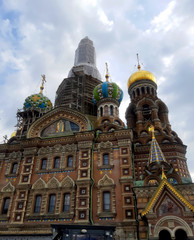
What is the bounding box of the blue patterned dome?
[23,93,52,112]
[93,82,123,105]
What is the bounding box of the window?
[103,192,110,211]
[54,157,60,168]
[48,194,56,213]
[34,195,42,213]
[80,188,86,195]
[63,193,70,212]
[41,158,47,170]
[100,107,103,117]
[2,197,10,214]
[103,154,109,165]
[110,105,113,115]
[11,162,18,174]
[67,156,73,167]
[26,157,32,163]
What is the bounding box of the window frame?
[34,195,42,213]
[103,153,109,166]
[103,191,111,211]
[11,162,18,174]
[41,158,47,170]
[63,193,70,212]
[67,155,73,168]
[2,197,10,214]
[48,194,56,213]
[53,156,60,169]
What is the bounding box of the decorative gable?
[141,178,194,217]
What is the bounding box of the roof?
[141,178,194,216]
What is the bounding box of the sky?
[0,0,194,180]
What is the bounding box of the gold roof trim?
[141,178,194,216]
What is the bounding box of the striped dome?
[23,93,52,112]
[93,82,123,105]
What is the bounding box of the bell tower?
[125,56,191,183]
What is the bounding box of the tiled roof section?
[149,136,166,163]
[141,178,194,216]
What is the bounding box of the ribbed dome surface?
[93,82,123,105]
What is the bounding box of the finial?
[3,135,8,143]
[148,125,155,139]
[40,74,46,94]
[136,53,141,71]
[105,62,109,82]
[161,166,167,179]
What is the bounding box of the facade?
[0,37,193,240]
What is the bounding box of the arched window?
[34,195,42,213]
[110,105,113,115]
[2,197,10,214]
[147,87,150,94]
[67,155,73,167]
[137,88,140,96]
[63,193,70,212]
[41,158,47,170]
[103,154,109,165]
[104,105,108,116]
[11,162,18,174]
[48,194,56,213]
[100,107,103,117]
[141,87,145,94]
[103,191,110,211]
[54,157,60,168]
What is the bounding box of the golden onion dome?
[127,65,156,89]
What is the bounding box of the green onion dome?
[92,82,123,105]
[23,93,52,112]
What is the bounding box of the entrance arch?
[154,216,193,238]
[159,229,172,240]
[175,229,188,240]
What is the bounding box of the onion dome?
[23,93,52,111]
[23,74,52,112]
[93,63,123,105]
[93,82,123,105]
[128,55,156,88]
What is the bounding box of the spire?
[148,125,166,163]
[105,62,109,82]
[40,74,46,94]
[136,53,141,71]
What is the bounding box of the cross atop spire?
[40,74,46,94]
[136,53,141,71]
[105,62,109,82]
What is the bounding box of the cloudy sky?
[0,0,194,179]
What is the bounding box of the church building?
[0,37,193,240]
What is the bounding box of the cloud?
[0,0,194,181]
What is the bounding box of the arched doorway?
[159,230,172,240]
[175,229,188,240]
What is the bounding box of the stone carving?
[32,178,47,190]
[98,174,114,187]
[1,182,15,192]
[98,141,113,150]
[47,177,60,189]
[9,151,22,159]
[61,176,75,188]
